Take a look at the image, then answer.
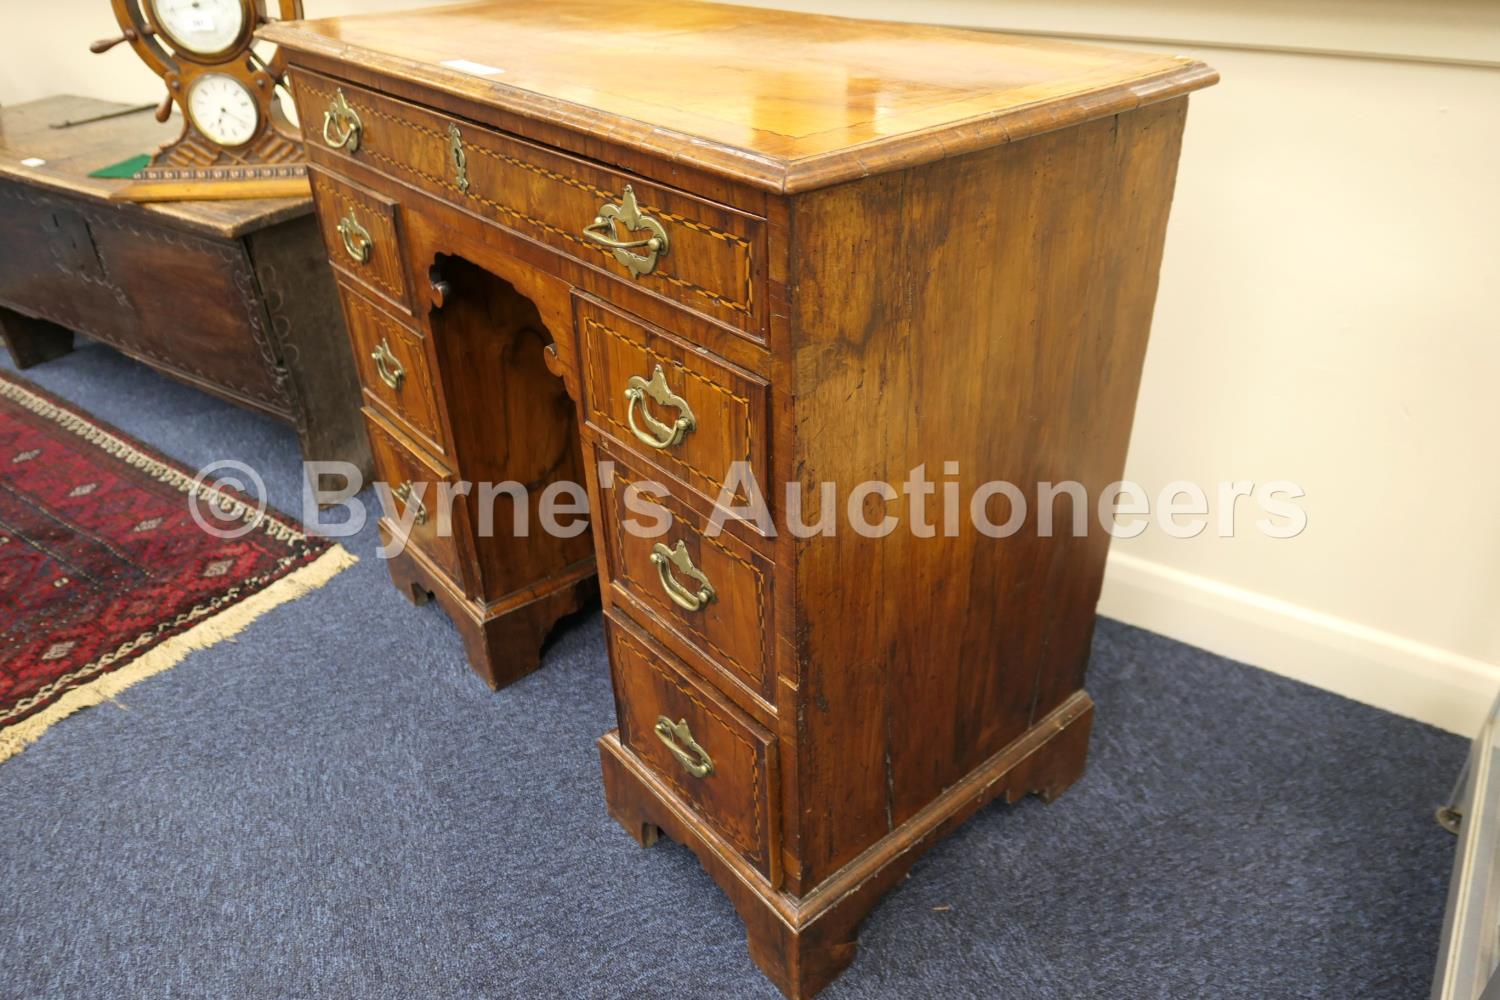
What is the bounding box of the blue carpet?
[0,341,1464,998]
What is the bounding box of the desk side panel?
[787,97,1190,888]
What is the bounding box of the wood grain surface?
[260,0,1215,192]
[268,5,1216,993]
[0,96,309,239]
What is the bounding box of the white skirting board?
[1098,551,1500,737]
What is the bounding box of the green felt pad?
[88,154,151,179]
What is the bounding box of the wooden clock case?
[98,0,307,200]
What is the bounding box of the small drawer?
[579,296,768,515]
[599,454,773,701]
[293,70,766,338]
[309,168,409,313]
[608,614,777,879]
[363,408,464,587]
[339,283,448,459]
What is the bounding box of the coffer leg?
[0,308,74,369]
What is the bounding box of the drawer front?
[580,297,768,513]
[363,408,464,585]
[600,454,773,700]
[339,283,448,459]
[608,615,776,877]
[294,71,765,338]
[309,168,410,313]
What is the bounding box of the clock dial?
[147,0,248,57]
[187,74,260,147]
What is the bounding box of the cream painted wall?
[731,0,1500,734]
[4,2,1498,732]
[0,1,452,107]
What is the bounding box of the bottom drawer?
[363,408,465,589]
[608,614,777,880]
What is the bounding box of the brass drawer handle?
[651,540,715,612]
[321,88,363,152]
[393,481,427,525]
[582,185,669,278]
[624,364,695,449]
[371,338,404,391]
[337,212,372,264]
[447,123,470,194]
[654,716,714,778]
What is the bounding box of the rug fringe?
[0,545,358,764]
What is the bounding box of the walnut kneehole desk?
[263,3,1216,995]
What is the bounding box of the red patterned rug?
[0,371,354,762]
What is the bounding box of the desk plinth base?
[379,522,598,690]
[599,690,1093,998]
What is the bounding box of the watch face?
[187,74,260,147]
[148,0,248,57]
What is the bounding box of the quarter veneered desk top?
[262,0,1215,192]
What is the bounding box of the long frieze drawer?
[608,614,778,880]
[294,70,765,338]
[600,454,773,701]
[309,168,410,313]
[363,408,465,586]
[338,282,448,459]
[579,296,768,512]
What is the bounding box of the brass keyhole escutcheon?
[650,540,715,612]
[624,364,695,450]
[447,123,469,194]
[654,716,714,778]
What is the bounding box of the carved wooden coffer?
[264,2,1217,995]
[0,97,369,472]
